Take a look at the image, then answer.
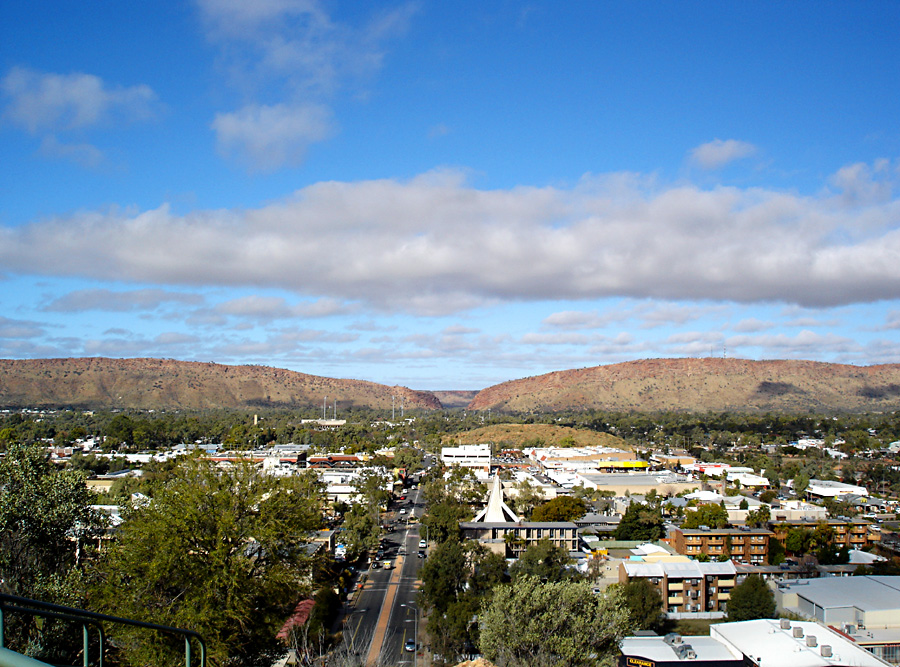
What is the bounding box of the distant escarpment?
[0,358,442,412]
[468,358,900,413]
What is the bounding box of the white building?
[440,444,491,472]
[807,479,869,498]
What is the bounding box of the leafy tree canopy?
[0,443,100,595]
[480,575,634,667]
[726,575,776,622]
[90,458,325,667]
[0,443,101,663]
[619,578,663,631]
[614,501,664,541]
[682,503,729,529]
[531,496,587,523]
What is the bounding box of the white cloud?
[829,159,895,206]
[726,330,856,357]
[0,316,45,339]
[543,310,620,330]
[198,0,414,170]
[731,318,774,333]
[521,332,590,345]
[1,66,159,134]
[212,103,334,171]
[689,138,757,169]
[4,162,900,313]
[44,288,203,312]
[38,135,104,168]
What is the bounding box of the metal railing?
[0,593,206,667]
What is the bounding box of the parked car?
[417,550,426,558]
[418,539,427,549]
[405,639,416,652]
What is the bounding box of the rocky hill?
[431,390,480,409]
[0,358,441,412]
[468,358,900,413]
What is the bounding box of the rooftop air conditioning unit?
[821,646,833,658]
[793,627,804,638]
[664,633,683,645]
[675,644,697,660]
[806,636,817,647]
[780,619,791,630]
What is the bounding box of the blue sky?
[2,1,900,390]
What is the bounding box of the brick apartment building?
[671,526,774,565]
[619,559,738,617]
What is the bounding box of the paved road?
[343,485,427,666]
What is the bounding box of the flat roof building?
[621,619,892,667]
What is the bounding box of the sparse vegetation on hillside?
[442,423,629,450]
[467,358,900,413]
[0,358,440,412]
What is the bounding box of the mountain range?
[2,357,900,413]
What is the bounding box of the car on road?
[418,539,427,548]
[399,508,407,514]
[417,550,426,558]
[405,639,416,652]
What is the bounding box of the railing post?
[185,636,191,667]
[82,623,89,667]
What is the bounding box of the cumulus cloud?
[829,159,896,206]
[689,138,757,169]
[4,162,900,313]
[38,135,104,168]
[1,66,159,134]
[0,316,45,339]
[199,0,415,170]
[726,330,856,357]
[212,103,335,171]
[43,288,203,312]
[543,310,623,330]
[731,318,774,333]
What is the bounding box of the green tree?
[619,579,663,631]
[509,478,546,519]
[420,539,469,614]
[726,575,776,622]
[682,503,729,529]
[745,504,770,528]
[509,539,573,583]
[785,527,813,554]
[341,504,380,559]
[90,459,325,667]
[0,443,101,663]
[479,575,633,667]
[615,501,664,541]
[767,537,786,565]
[531,496,587,523]
[793,471,810,496]
[393,446,424,473]
[420,500,466,545]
